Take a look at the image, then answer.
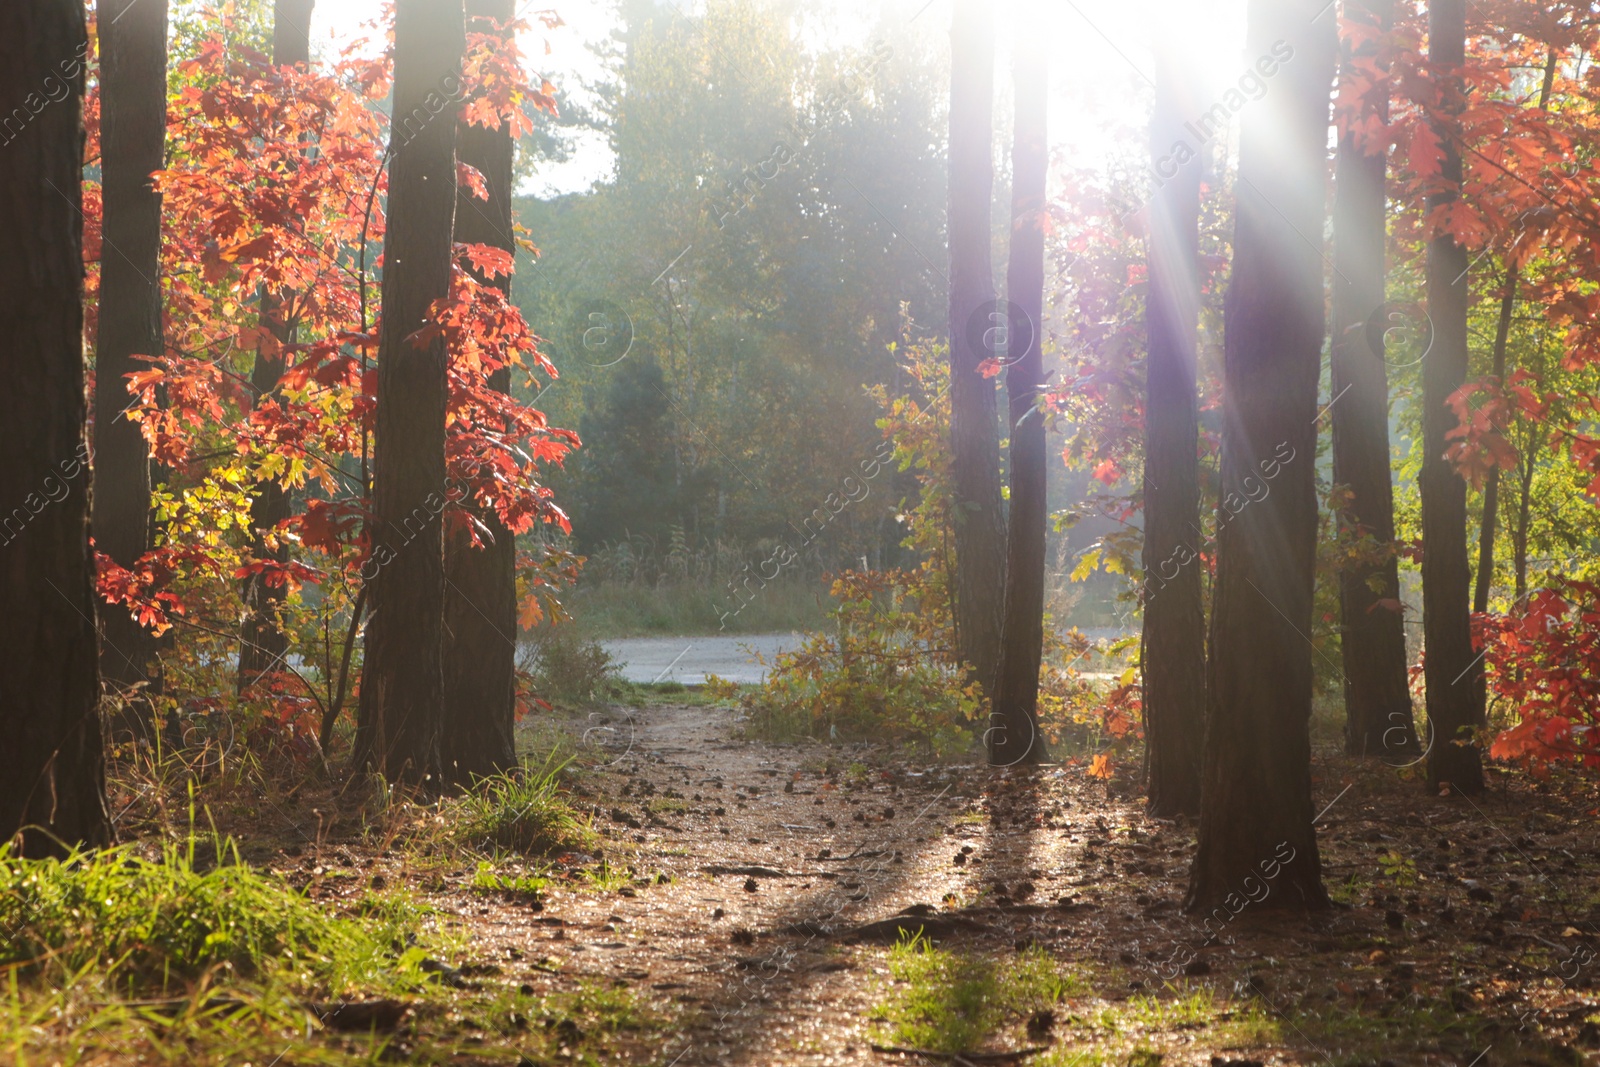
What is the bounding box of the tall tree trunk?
[1187,0,1335,913]
[947,0,1006,697]
[1330,0,1415,759]
[441,0,518,785]
[1420,0,1484,795]
[239,0,316,693]
[0,0,112,856]
[94,0,168,708]
[988,35,1048,768]
[273,0,314,62]
[1140,27,1206,814]
[354,0,464,785]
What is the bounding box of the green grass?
[0,835,426,998]
[0,826,678,1066]
[1094,987,1217,1032]
[870,935,1095,1055]
[469,861,551,899]
[448,761,597,858]
[579,859,635,892]
[871,935,1001,1053]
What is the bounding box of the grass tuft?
[450,760,597,858]
[0,835,424,997]
[871,934,1094,1055]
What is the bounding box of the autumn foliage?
[85,10,576,752]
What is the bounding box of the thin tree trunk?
[0,0,112,856]
[441,0,519,785]
[988,34,1048,768]
[354,0,464,786]
[94,0,168,710]
[1421,0,1484,796]
[1330,0,1415,759]
[1472,49,1551,622]
[239,0,316,693]
[1472,271,1515,617]
[1187,0,1335,913]
[947,0,1007,697]
[1140,27,1206,814]
[1514,443,1536,606]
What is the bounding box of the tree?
[1187,0,1336,912]
[567,352,684,552]
[0,0,112,857]
[1420,0,1484,795]
[238,0,316,692]
[1472,48,1554,621]
[947,0,1007,696]
[1140,27,1207,814]
[355,0,465,785]
[988,35,1049,767]
[442,0,519,784]
[1329,0,1417,758]
[273,0,314,64]
[94,0,168,708]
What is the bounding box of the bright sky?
[305,0,1251,197]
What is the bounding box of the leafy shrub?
[1484,579,1600,772]
[742,569,978,753]
[522,626,621,704]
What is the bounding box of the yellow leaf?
[1070,548,1101,583]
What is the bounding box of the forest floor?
[21,698,1600,1067]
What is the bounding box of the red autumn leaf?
[458,161,490,202]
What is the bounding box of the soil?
[266,701,1600,1066]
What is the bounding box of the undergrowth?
[448,760,598,858]
[0,833,428,998]
[521,627,624,705]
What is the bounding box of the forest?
[2,0,1600,1063]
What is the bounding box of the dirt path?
[366,701,1600,1066]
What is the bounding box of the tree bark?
[94,0,168,707]
[1187,0,1335,913]
[273,0,315,64]
[441,0,519,785]
[1420,0,1485,796]
[238,0,317,693]
[1330,0,1416,759]
[947,0,1006,698]
[1140,28,1206,814]
[0,0,112,857]
[354,0,464,786]
[988,35,1048,768]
